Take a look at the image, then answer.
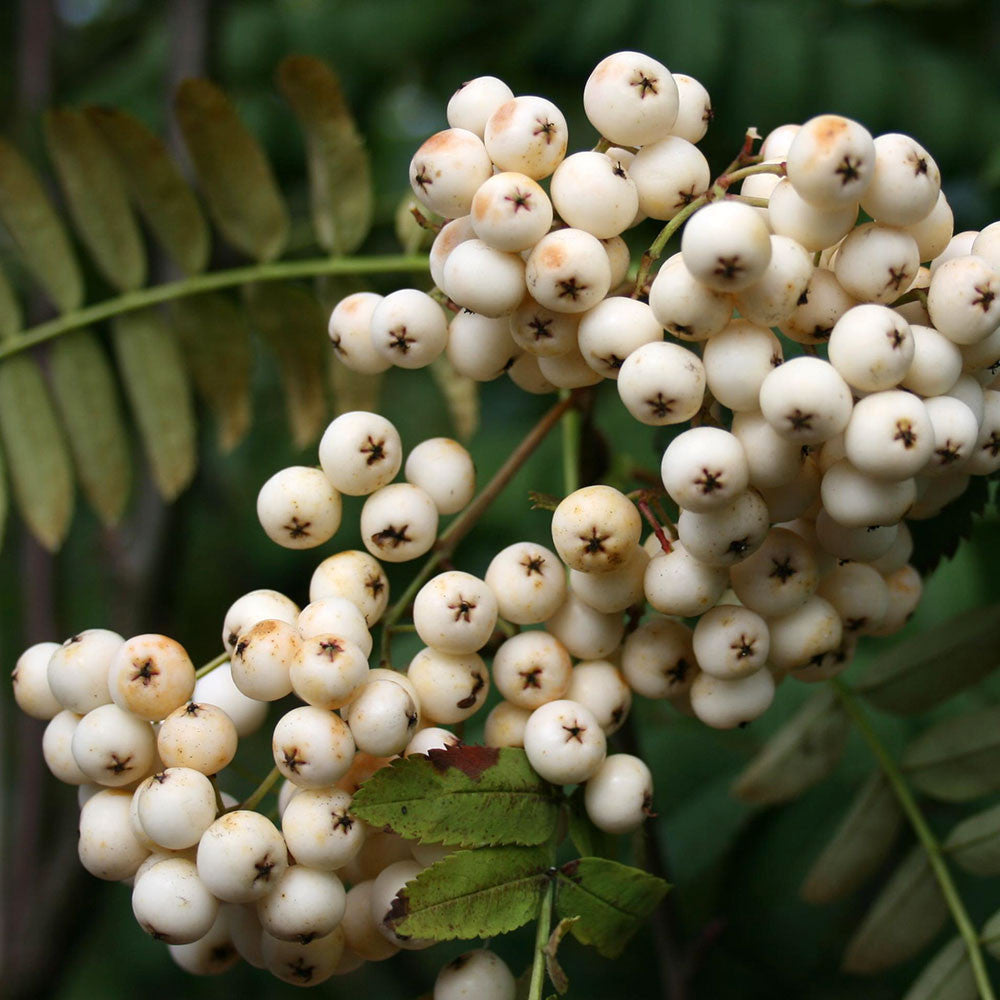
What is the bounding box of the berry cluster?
[11,48,1000,993]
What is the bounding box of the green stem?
[236,765,282,813]
[560,389,580,495]
[195,650,229,679]
[831,679,996,1000]
[727,194,770,209]
[378,393,576,661]
[529,880,554,1000]
[720,161,786,185]
[0,254,430,362]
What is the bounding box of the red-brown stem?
[638,499,673,554]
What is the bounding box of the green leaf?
[48,330,131,526]
[733,688,849,805]
[431,356,480,443]
[170,294,253,452]
[0,139,83,312]
[902,705,1000,802]
[0,264,23,338]
[351,745,561,847]
[554,857,670,959]
[395,195,435,256]
[329,356,382,417]
[86,106,210,276]
[112,308,197,500]
[244,282,327,449]
[0,355,74,550]
[566,787,615,860]
[545,916,579,996]
[801,771,904,904]
[908,474,991,575]
[943,802,1000,876]
[43,108,146,293]
[903,937,976,1000]
[842,847,948,974]
[174,78,289,262]
[981,906,1000,960]
[0,443,7,552]
[276,55,373,256]
[856,603,1000,715]
[386,845,550,941]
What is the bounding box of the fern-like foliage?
[0,55,400,553]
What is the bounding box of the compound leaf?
[170,294,253,452]
[801,771,904,904]
[733,687,849,805]
[245,282,327,448]
[554,857,670,959]
[277,55,372,255]
[943,802,1000,876]
[856,603,1000,715]
[48,330,131,525]
[903,937,976,1000]
[908,474,991,575]
[386,845,550,941]
[0,355,74,550]
[86,105,210,275]
[352,745,560,847]
[902,705,1000,802]
[0,138,83,312]
[842,847,948,974]
[44,108,146,292]
[175,78,289,262]
[112,309,196,500]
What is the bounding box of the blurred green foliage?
[2,1,1000,998]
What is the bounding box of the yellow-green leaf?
[86,106,210,276]
[733,688,849,805]
[170,294,252,452]
[112,309,196,500]
[175,78,289,262]
[245,282,327,448]
[277,55,373,255]
[842,847,948,974]
[0,264,22,339]
[0,139,83,312]
[49,330,131,526]
[982,906,1000,960]
[395,194,436,256]
[902,705,1000,802]
[431,355,479,442]
[43,108,146,293]
[943,802,1000,876]
[329,355,382,416]
[903,937,976,1000]
[0,355,74,550]
[0,442,8,552]
[856,603,1000,715]
[801,771,904,904]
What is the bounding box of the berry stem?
[528,879,554,1000]
[195,650,229,679]
[0,254,431,363]
[378,394,576,665]
[831,679,997,1000]
[637,498,673,554]
[727,194,770,209]
[560,389,580,495]
[235,765,282,813]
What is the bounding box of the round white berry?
[676,489,770,567]
[157,701,238,775]
[360,483,439,563]
[524,699,607,785]
[11,641,61,720]
[550,151,639,239]
[281,787,365,872]
[728,527,820,617]
[860,133,941,227]
[442,239,526,318]
[785,114,875,210]
[767,178,858,252]
[257,865,346,944]
[485,541,567,624]
[273,705,356,789]
[447,76,515,138]
[47,628,123,715]
[257,466,342,550]
[703,319,784,413]
[197,810,288,904]
[693,604,770,679]
[491,630,572,710]
[193,662,268,738]
[616,340,707,426]
[434,948,517,1000]
[230,619,300,702]
[484,700,532,748]
[583,51,678,146]
[525,228,612,314]
[584,754,653,835]
[222,589,299,655]
[108,633,195,722]
[78,787,150,881]
[328,292,392,376]
[927,255,1000,346]
[759,357,853,445]
[290,634,369,710]
[405,438,476,515]
[621,615,697,700]
[643,542,729,618]
[346,676,421,757]
[370,288,448,369]
[569,544,649,614]
[407,647,489,724]
[690,668,775,729]
[566,659,632,735]
[681,201,772,292]
[648,253,733,342]
[447,309,521,382]
[71,702,155,787]
[484,96,568,180]
[319,410,402,497]
[551,485,641,574]
[409,128,493,218]
[577,296,662,379]
[661,427,749,513]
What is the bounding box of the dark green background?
[2,0,1000,997]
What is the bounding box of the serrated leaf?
[245,282,327,448]
[49,330,131,525]
[902,705,1000,802]
[733,688,849,805]
[842,847,948,974]
[801,771,904,904]
[903,937,976,1000]
[175,78,289,262]
[0,264,22,338]
[908,475,990,574]
[0,355,74,550]
[112,308,196,500]
[566,787,615,860]
[86,106,210,275]
[431,355,479,442]
[0,139,83,312]
[856,603,1000,715]
[352,745,561,847]
[43,109,146,293]
[554,857,670,959]
[943,803,1000,876]
[170,294,252,451]
[545,916,578,996]
[387,845,550,941]
[277,55,372,256]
